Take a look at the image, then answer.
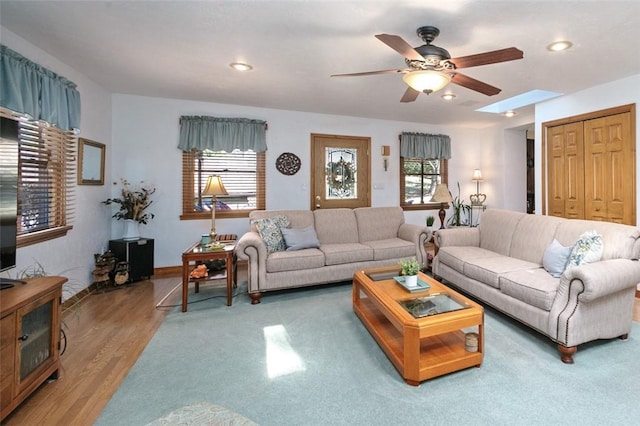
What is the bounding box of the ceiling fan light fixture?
[230,62,253,71]
[402,70,451,94]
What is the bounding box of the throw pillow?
[566,230,604,269]
[542,239,573,278]
[253,215,290,253]
[281,226,321,251]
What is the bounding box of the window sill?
[180,211,251,220]
[17,226,73,248]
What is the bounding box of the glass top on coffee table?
[400,293,471,319]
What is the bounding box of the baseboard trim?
[62,282,97,312]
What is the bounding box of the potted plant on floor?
[447,182,471,227]
[399,257,421,287]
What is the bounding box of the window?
[181,149,265,219]
[0,107,75,247]
[400,157,448,211]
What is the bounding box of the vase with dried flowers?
[103,180,156,240]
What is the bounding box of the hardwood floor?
[3,274,640,425]
[2,275,183,426]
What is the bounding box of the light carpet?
[97,281,640,425]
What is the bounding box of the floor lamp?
[202,175,228,240]
[430,183,453,229]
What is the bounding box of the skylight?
[475,90,563,114]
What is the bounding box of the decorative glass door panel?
[311,134,370,210]
[325,148,358,199]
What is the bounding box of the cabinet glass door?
[19,300,53,380]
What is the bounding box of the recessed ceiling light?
[547,41,572,52]
[230,62,253,71]
[504,110,516,118]
[441,93,456,101]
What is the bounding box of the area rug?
[146,402,258,426]
[97,281,640,425]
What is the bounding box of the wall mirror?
[78,138,105,185]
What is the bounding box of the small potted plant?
[426,215,435,229]
[399,257,421,287]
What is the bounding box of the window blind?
[0,107,75,246]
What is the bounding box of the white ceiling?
[1,1,639,128]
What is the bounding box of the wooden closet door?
[547,123,584,218]
[584,112,634,224]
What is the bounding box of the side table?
[181,241,237,312]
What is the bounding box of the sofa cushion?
[281,226,320,251]
[320,243,373,266]
[566,230,603,269]
[478,209,524,256]
[253,215,290,253]
[542,239,573,278]
[313,209,360,244]
[554,219,640,260]
[437,246,500,275]
[463,256,541,289]
[354,206,404,242]
[499,268,559,311]
[509,214,563,264]
[266,249,325,273]
[363,238,416,261]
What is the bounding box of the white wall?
[534,74,640,225]
[112,95,511,267]
[1,28,113,298]
[1,24,534,286]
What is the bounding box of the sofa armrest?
[435,227,480,248]
[398,223,430,266]
[235,231,267,293]
[562,258,640,302]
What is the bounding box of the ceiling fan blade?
[450,73,501,96]
[448,47,523,69]
[375,34,425,61]
[331,68,409,77]
[400,87,420,103]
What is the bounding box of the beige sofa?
[235,207,430,304]
[433,209,640,363]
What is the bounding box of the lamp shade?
[472,169,483,182]
[402,70,452,94]
[202,175,228,196]
[430,183,453,203]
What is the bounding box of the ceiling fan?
[331,26,524,103]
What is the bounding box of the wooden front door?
[310,133,371,210]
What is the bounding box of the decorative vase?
[405,275,418,287]
[122,219,140,241]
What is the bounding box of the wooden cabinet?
[545,106,635,225]
[0,276,66,421]
[109,238,154,282]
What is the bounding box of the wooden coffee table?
[353,266,484,386]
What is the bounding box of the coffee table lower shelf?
[353,282,483,386]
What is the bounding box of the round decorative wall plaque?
[275,152,301,175]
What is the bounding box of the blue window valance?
[0,45,81,130]
[178,116,267,153]
[400,132,451,159]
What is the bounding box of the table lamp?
[202,175,228,240]
[470,169,486,206]
[430,183,453,229]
